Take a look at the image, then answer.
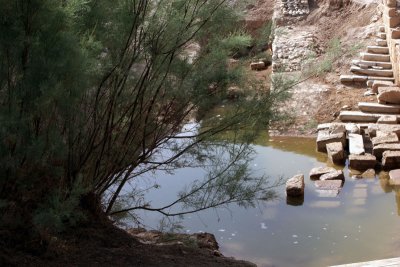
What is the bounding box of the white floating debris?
[261,223,268,229]
[292,234,298,238]
[231,233,236,237]
[293,241,299,244]
[218,229,226,232]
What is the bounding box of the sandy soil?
[249,0,382,137]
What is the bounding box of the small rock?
[361,168,376,179]
[364,90,376,96]
[341,105,351,111]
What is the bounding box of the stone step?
[360,52,390,62]
[358,102,400,114]
[350,66,393,77]
[352,59,392,69]
[367,46,389,54]
[339,111,400,123]
[377,32,387,39]
[367,76,395,82]
[376,38,388,46]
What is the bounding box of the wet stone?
[309,166,336,180]
[315,180,343,190]
[382,151,400,170]
[373,143,400,159]
[316,130,346,152]
[349,153,377,171]
[286,174,305,197]
[326,142,345,165]
[389,169,400,185]
[319,170,345,181]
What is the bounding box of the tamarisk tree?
[0,0,289,232]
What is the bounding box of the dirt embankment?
[248,0,381,137]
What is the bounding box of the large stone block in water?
[382,151,400,170]
[349,154,377,171]
[286,174,305,197]
[326,142,345,165]
[309,166,336,180]
[316,130,346,152]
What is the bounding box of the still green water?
[134,135,400,267]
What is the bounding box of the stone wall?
[382,0,400,85]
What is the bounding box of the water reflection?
[131,137,400,267]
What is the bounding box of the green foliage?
[0,0,289,232]
[221,31,253,57]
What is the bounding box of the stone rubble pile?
[272,27,317,72]
[280,0,310,17]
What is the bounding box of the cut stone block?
[386,15,400,27]
[352,60,392,69]
[339,111,385,123]
[340,75,353,83]
[378,87,400,104]
[326,142,345,165]
[316,130,346,152]
[361,52,390,62]
[372,143,400,158]
[367,76,395,82]
[286,174,305,197]
[349,133,365,155]
[367,46,389,54]
[358,102,400,113]
[386,0,397,8]
[346,123,360,134]
[352,75,368,82]
[372,80,394,93]
[371,132,399,146]
[377,115,398,124]
[376,32,387,39]
[389,169,400,185]
[368,124,400,138]
[351,66,393,77]
[320,170,345,181]
[376,38,388,46]
[309,166,336,180]
[349,153,377,171]
[391,28,400,39]
[382,151,400,169]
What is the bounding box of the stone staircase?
[340,25,396,86]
